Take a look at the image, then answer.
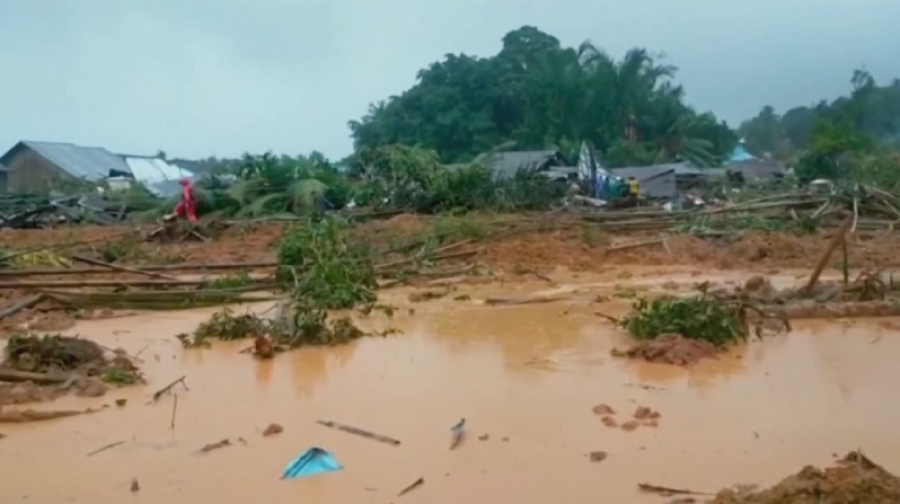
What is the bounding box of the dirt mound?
[4,334,105,372]
[613,334,720,365]
[0,334,141,406]
[710,451,900,504]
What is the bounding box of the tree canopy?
[348,26,737,167]
[739,70,900,159]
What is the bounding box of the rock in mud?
[262,423,284,437]
[710,451,900,503]
[254,335,275,359]
[592,403,616,415]
[613,334,720,366]
[0,382,64,405]
[633,406,661,421]
[620,420,640,432]
[589,451,608,462]
[74,377,107,398]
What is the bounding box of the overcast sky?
[2,0,898,161]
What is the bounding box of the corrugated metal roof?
[122,156,195,197]
[23,141,130,180]
[486,150,565,175]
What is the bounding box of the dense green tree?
[348,26,737,166]
[739,69,900,159]
[795,118,876,182]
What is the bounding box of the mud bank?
[0,275,899,504]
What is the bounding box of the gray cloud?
[2,0,898,160]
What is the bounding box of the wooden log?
[0,261,277,276]
[0,368,69,384]
[801,215,852,295]
[70,255,180,280]
[0,294,44,320]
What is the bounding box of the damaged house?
[0,141,196,197]
[483,150,571,179]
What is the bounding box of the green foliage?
[178,304,369,349]
[206,272,254,290]
[795,118,877,182]
[276,217,377,310]
[348,26,736,166]
[181,219,383,350]
[191,308,267,343]
[354,144,565,213]
[619,294,746,346]
[99,238,145,263]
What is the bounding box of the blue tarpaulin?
[728,143,756,162]
[281,447,342,480]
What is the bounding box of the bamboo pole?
[801,215,853,295]
[0,261,278,277]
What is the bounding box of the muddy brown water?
[2,270,900,503]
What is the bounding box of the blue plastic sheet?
[281,447,342,480]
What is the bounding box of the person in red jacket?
[172,178,198,223]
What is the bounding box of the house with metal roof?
[609,165,678,199]
[0,141,195,196]
[0,141,129,192]
[607,162,706,198]
[482,150,568,177]
[707,159,786,184]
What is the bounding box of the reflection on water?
[1,286,900,504]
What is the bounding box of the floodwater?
[2,270,900,503]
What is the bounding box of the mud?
[3,218,900,276]
[1,219,900,502]
[710,451,900,503]
[613,333,721,365]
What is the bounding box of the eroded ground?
[1,217,900,503]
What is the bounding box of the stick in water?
[152,376,187,402]
[316,420,401,446]
[86,440,125,457]
[170,394,178,429]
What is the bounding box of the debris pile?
[583,183,900,235]
[0,334,141,407]
[0,192,132,230]
[710,451,900,504]
[618,293,750,345]
[176,217,396,355]
[177,302,376,355]
[610,284,789,365]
